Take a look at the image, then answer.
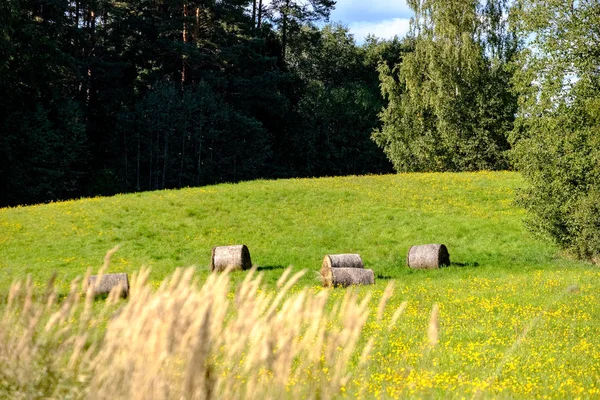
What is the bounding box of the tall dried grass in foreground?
[0,263,373,399]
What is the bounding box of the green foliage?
[0,0,398,207]
[1,100,88,205]
[572,189,600,261]
[296,81,388,175]
[510,0,600,260]
[373,0,518,172]
[124,82,270,192]
[0,0,87,205]
[266,0,335,62]
[286,24,393,176]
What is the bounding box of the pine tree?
[266,0,335,63]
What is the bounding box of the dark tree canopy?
[0,0,394,207]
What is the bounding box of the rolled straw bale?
[406,244,450,269]
[210,245,252,272]
[88,273,129,298]
[321,267,375,288]
[321,254,368,287]
[320,253,364,279]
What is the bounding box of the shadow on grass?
[450,261,480,268]
[256,265,286,271]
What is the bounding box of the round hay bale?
[321,267,375,288]
[406,244,450,269]
[88,273,129,298]
[320,254,364,277]
[210,245,252,272]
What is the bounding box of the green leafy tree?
[510,0,600,260]
[373,0,518,172]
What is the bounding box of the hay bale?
[321,267,375,288]
[321,254,370,287]
[210,245,252,272]
[321,254,364,273]
[406,244,450,269]
[88,273,129,298]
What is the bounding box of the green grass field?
[1,171,599,398]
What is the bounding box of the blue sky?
[328,0,413,43]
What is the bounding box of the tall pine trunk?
[123,129,128,191]
[182,2,189,84]
[162,129,169,189]
[148,130,153,190]
[282,13,287,62]
[195,7,200,39]
[136,130,140,191]
[179,129,186,188]
[196,135,202,185]
[257,0,263,28]
[86,10,96,109]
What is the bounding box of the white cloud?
[348,18,411,43]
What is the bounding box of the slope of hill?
[0,171,587,291]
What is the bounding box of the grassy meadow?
[1,171,600,398]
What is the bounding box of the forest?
[1,0,599,259]
[0,0,402,206]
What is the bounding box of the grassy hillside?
[0,171,579,289]
[1,171,599,398]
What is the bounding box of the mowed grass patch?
[1,171,599,398]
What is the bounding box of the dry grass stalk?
[89,265,372,399]
[359,338,375,367]
[0,249,373,399]
[377,282,395,322]
[0,270,113,399]
[388,300,409,330]
[428,303,440,347]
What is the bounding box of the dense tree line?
[2,0,599,261]
[0,0,393,207]
[510,0,600,260]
